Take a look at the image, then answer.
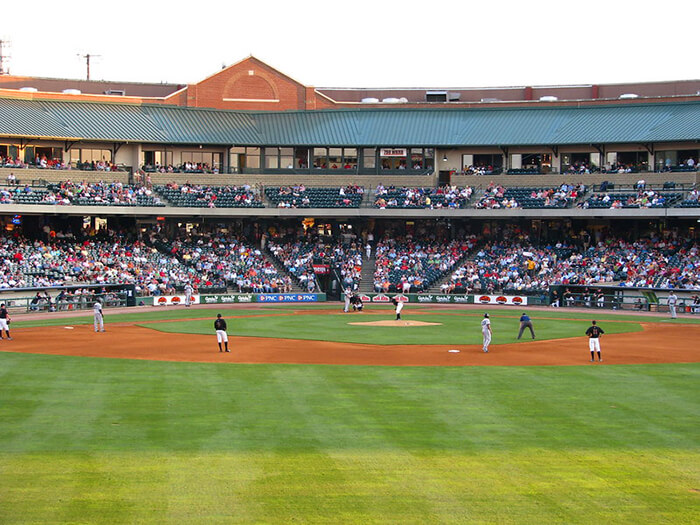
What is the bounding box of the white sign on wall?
[380,148,407,157]
[153,295,200,306]
[472,294,528,306]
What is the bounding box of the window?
[343,148,357,169]
[313,148,327,168]
[363,148,376,169]
[245,147,260,169]
[295,147,310,169]
[265,147,279,169]
[280,147,294,170]
[328,148,342,169]
[142,150,172,167]
[77,148,114,167]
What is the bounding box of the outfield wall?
[139,293,327,306]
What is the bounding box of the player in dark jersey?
[0,303,12,340]
[350,294,364,312]
[214,314,229,352]
[585,320,604,362]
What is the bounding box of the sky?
[1,0,697,89]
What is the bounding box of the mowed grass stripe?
[139,313,643,345]
[1,450,698,524]
[1,353,698,523]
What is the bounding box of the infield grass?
[140,311,643,345]
[1,352,698,524]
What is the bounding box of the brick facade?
[185,56,334,111]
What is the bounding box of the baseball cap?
[484,313,489,318]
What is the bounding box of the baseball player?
[481,313,492,353]
[184,283,194,307]
[392,296,404,320]
[343,288,352,313]
[667,291,678,319]
[585,320,604,362]
[0,303,12,340]
[550,291,560,308]
[517,312,535,339]
[351,294,364,312]
[214,314,230,352]
[93,299,105,332]
[596,289,605,308]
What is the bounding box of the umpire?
[517,312,536,339]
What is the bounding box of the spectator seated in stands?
[266,185,363,208]
[373,233,476,293]
[32,181,165,207]
[1,156,27,168]
[268,233,363,291]
[581,189,680,209]
[156,182,262,208]
[160,232,286,293]
[373,185,472,209]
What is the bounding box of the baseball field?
[1,304,698,524]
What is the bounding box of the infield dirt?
[2,318,698,367]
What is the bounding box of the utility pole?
[78,53,101,81]
[0,39,11,75]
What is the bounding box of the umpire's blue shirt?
[520,314,531,322]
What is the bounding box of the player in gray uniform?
[667,291,678,319]
[184,283,194,307]
[481,313,492,352]
[0,303,12,340]
[93,299,105,332]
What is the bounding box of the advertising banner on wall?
[153,295,201,306]
[347,293,473,304]
[257,293,320,303]
[472,294,528,306]
[200,294,255,304]
[197,293,325,304]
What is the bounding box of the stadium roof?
[0,96,698,146]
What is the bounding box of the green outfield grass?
[0,352,698,524]
[140,311,643,345]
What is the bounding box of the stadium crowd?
[373,235,477,293]
[1,221,699,298]
[443,227,700,293]
[267,235,363,292]
[159,232,291,293]
[373,185,473,209]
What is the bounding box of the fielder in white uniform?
[93,299,105,332]
[393,297,404,320]
[184,283,194,307]
[668,291,678,319]
[343,289,352,313]
[481,313,492,352]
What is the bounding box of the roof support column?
[499,146,509,171]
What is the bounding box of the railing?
[231,167,435,176]
[4,292,128,315]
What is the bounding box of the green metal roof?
[0,96,698,146]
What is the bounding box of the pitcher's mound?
[348,320,442,327]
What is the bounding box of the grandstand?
[0,57,698,307]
